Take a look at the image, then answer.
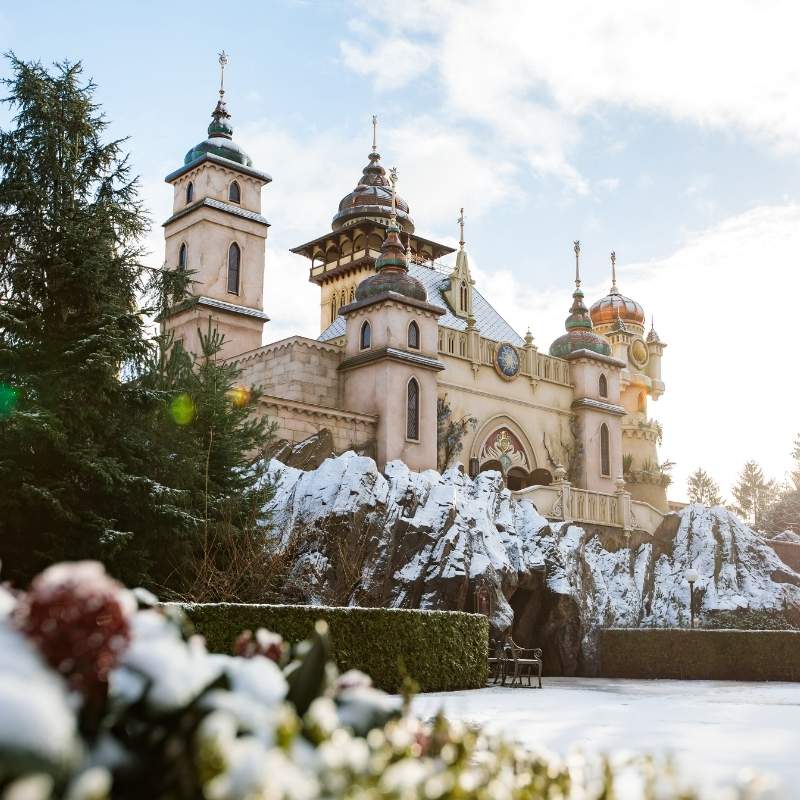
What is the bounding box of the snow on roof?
[318,262,523,345]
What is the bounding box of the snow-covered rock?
[262,453,800,674]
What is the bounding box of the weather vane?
[218,51,228,97]
[372,115,378,153]
[573,240,581,287]
[458,208,465,249]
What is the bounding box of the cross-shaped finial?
[573,240,581,287]
[458,207,465,249]
[610,250,618,292]
[371,115,378,153]
[218,51,229,97]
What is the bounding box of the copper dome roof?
[549,285,611,359]
[355,221,426,303]
[332,152,414,233]
[184,98,253,168]
[590,291,645,326]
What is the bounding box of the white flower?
[381,758,431,795]
[210,652,288,707]
[64,768,111,800]
[305,697,338,739]
[0,774,54,800]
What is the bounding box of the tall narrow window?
[330,297,336,323]
[600,423,610,476]
[599,374,608,398]
[349,287,355,303]
[408,320,420,349]
[360,320,371,350]
[229,181,241,204]
[178,242,187,270]
[186,181,194,204]
[227,243,241,294]
[407,378,420,440]
[459,280,468,311]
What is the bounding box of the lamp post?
[686,568,699,629]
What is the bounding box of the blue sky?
[3,1,800,498]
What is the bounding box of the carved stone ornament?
[479,427,529,473]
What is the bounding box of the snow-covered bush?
[1,562,704,799]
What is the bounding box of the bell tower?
[162,53,272,360]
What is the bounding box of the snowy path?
[412,679,800,796]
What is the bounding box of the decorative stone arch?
[341,238,353,257]
[470,415,537,477]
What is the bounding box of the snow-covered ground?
[413,679,800,797]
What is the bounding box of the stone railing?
[512,472,666,534]
[437,329,571,387]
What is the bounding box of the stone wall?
[767,540,800,572]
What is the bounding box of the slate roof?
[318,262,523,345]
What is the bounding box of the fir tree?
[730,461,779,531]
[686,468,723,506]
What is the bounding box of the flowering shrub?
[0,561,733,799]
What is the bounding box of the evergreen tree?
[686,468,723,506]
[762,434,800,534]
[730,461,779,530]
[0,56,273,591]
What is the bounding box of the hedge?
[600,628,800,681]
[174,602,489,693]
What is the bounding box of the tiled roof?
[318,262,523,345]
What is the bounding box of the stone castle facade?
[162,79,670,534]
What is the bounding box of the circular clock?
[495,342,520,380]
[629,338,649,369]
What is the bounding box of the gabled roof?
[318,262,523,345]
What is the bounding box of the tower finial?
[458,207,465,250]
[573,240,581,288]
[610,250,618,293]
[218,51,228,99]
[372,115,378,153]
[389,166,398,221]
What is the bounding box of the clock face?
[495,342,520,380]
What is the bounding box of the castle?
[162,64,669,535]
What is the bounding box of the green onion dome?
[184,98,253,167]
[355,221,427,302]
[549,285,611,358]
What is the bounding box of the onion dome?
[332,119,414,232]
[355,220,427,302]
[550,241,612,359]
[589,251,644,327]
[355,168,426,303]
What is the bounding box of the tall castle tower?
[590,253,668,510]
[162,53,271,360]
[291,118,455,332]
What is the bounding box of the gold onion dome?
[589,251,644,326]
[332,117,414,233]
[550,242,612,359]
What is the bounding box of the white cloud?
[343,0,800,191]
[471,204,800,497]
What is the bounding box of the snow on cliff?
[262,452,800,674]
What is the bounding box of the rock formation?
[261,451,800,675]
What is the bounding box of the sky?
[2,0,799,499]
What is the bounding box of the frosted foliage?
[264,455,800,671]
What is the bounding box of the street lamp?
[686,568,699,629]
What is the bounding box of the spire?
[458,207,465,250]
[372,114,378,153]
[209,51,233,139]
[610,250,619,294]
[647,316,661,343]
[565,240,592,331]
[374,166,407,272]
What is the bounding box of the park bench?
[502,635,543,688]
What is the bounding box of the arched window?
[406,378,420,440]
[360,320,371,350]
[340,290,346,308]
[408,320,420,349]
[227,242,241,294]
[330,296,336,323]
[178,242,187,270]
[459,280,468,312]
[599,374,608,398]
[600,423,610,476]
[186,182,194,204]
[349,287,355,303]
[229,181,241,204]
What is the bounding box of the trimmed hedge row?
[600,628,800,681]
[175,602,489,693]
